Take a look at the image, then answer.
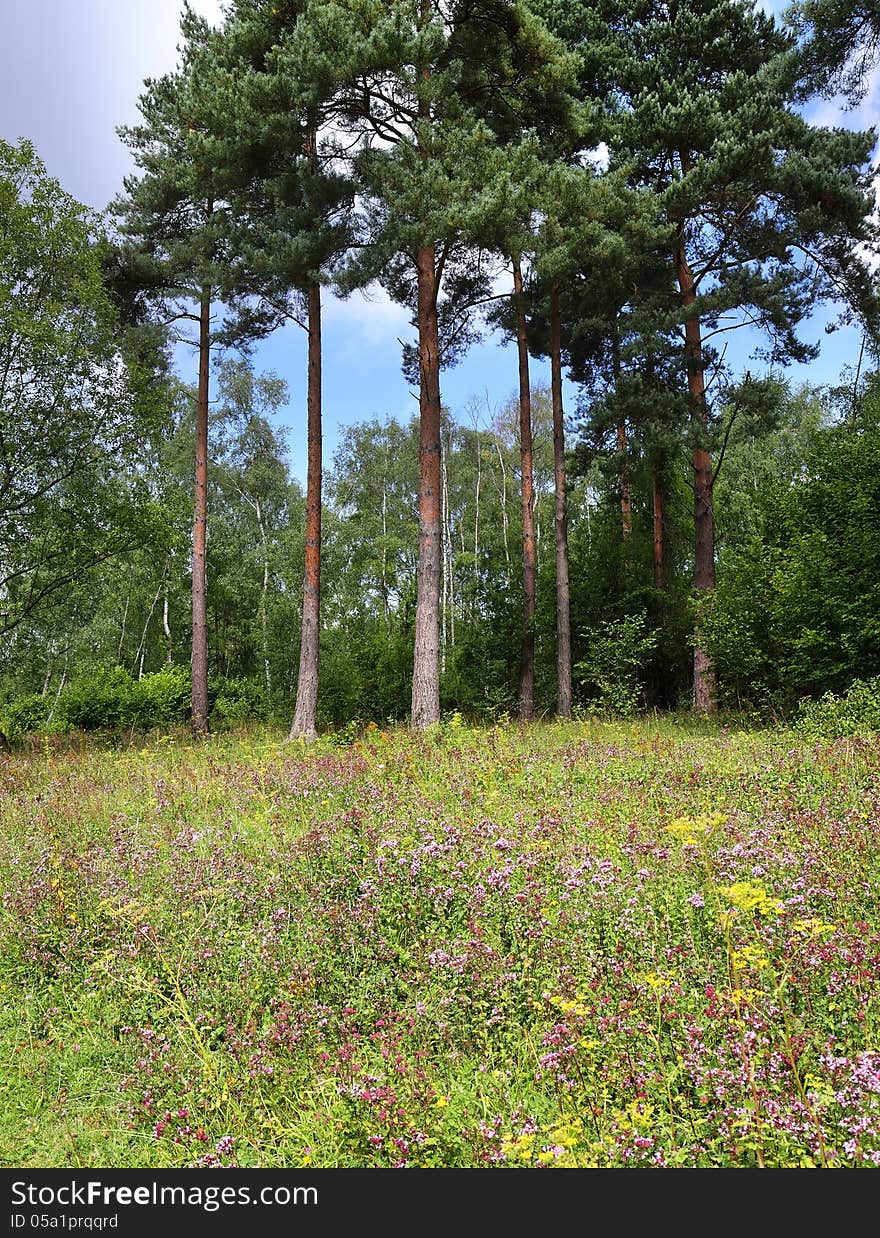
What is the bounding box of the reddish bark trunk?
[674,224,717,713]
[290,281,322,739]
[411,243,442,730]
[191,286,210,736]
[513,256,535,723]
[550,285,571,719]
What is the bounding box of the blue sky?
[1,0,877,482]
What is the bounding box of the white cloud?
[586,142,610,171]
[322,286,414,353]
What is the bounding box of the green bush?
[0,692,51,744]
[2,667,192,740]
[697,556,783,712]
[575,611,659,715]
[794,677,880,738]
[130,666,191,727]
[210,676,270,724]
[55,666,136,731]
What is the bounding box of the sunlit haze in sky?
[1,0,877,481]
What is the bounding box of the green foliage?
[316,625,413,731]
[789,0,880,103]
[55,668,139,731]
[192,0,354,307]
[1,667,191,740]
[795,677,880,738]
[575,610,659,714]
[210,676,271,724]
[0,138,172,638]
[57,667,191,733]
[113,7,232,318]
[0,694,51,746]
[129,666,192,727]
[707,377,880,709]
[697,555,782,713]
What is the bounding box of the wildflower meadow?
[1,719,878,1169]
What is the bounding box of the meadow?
[1,718,878,1169]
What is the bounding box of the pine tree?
[790,0,880,103]
[194,0,354,739]
[525,158,664,713]
[600,0,878,710]
[115,4,230,735]
[282,0,577,728]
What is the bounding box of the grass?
[0,717,878,1168]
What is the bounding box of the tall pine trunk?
[191,285,211,735]
[674,223,717,713]
[290,281,323,739]
[411,243,442,729]
[513,256,536,723]
[550,285,572,719]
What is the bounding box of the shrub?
[0,692,51,745]
[794,676,880,738]
[130,666,191,727]
[575,612,659,715]
[2,667,192,741]
[210,676,270,724]
[54,667,136,731]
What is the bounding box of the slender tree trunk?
[652,465,665,592]
[162,581,172,665]
[617,421,632,539]
[135,577,163,681]
[191,285,211,735]
[852,332,866,412]
[674,221,717,713]
[494,437,511,567]
[46,648,68,728]
[449,561,455,648]
[550,285,572,719]
[442,430,454,651]
[513,256,536,723]
[411,243,443,730]
[290,281,323,739]
[441,431,448,673]
[611,321,631,540]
